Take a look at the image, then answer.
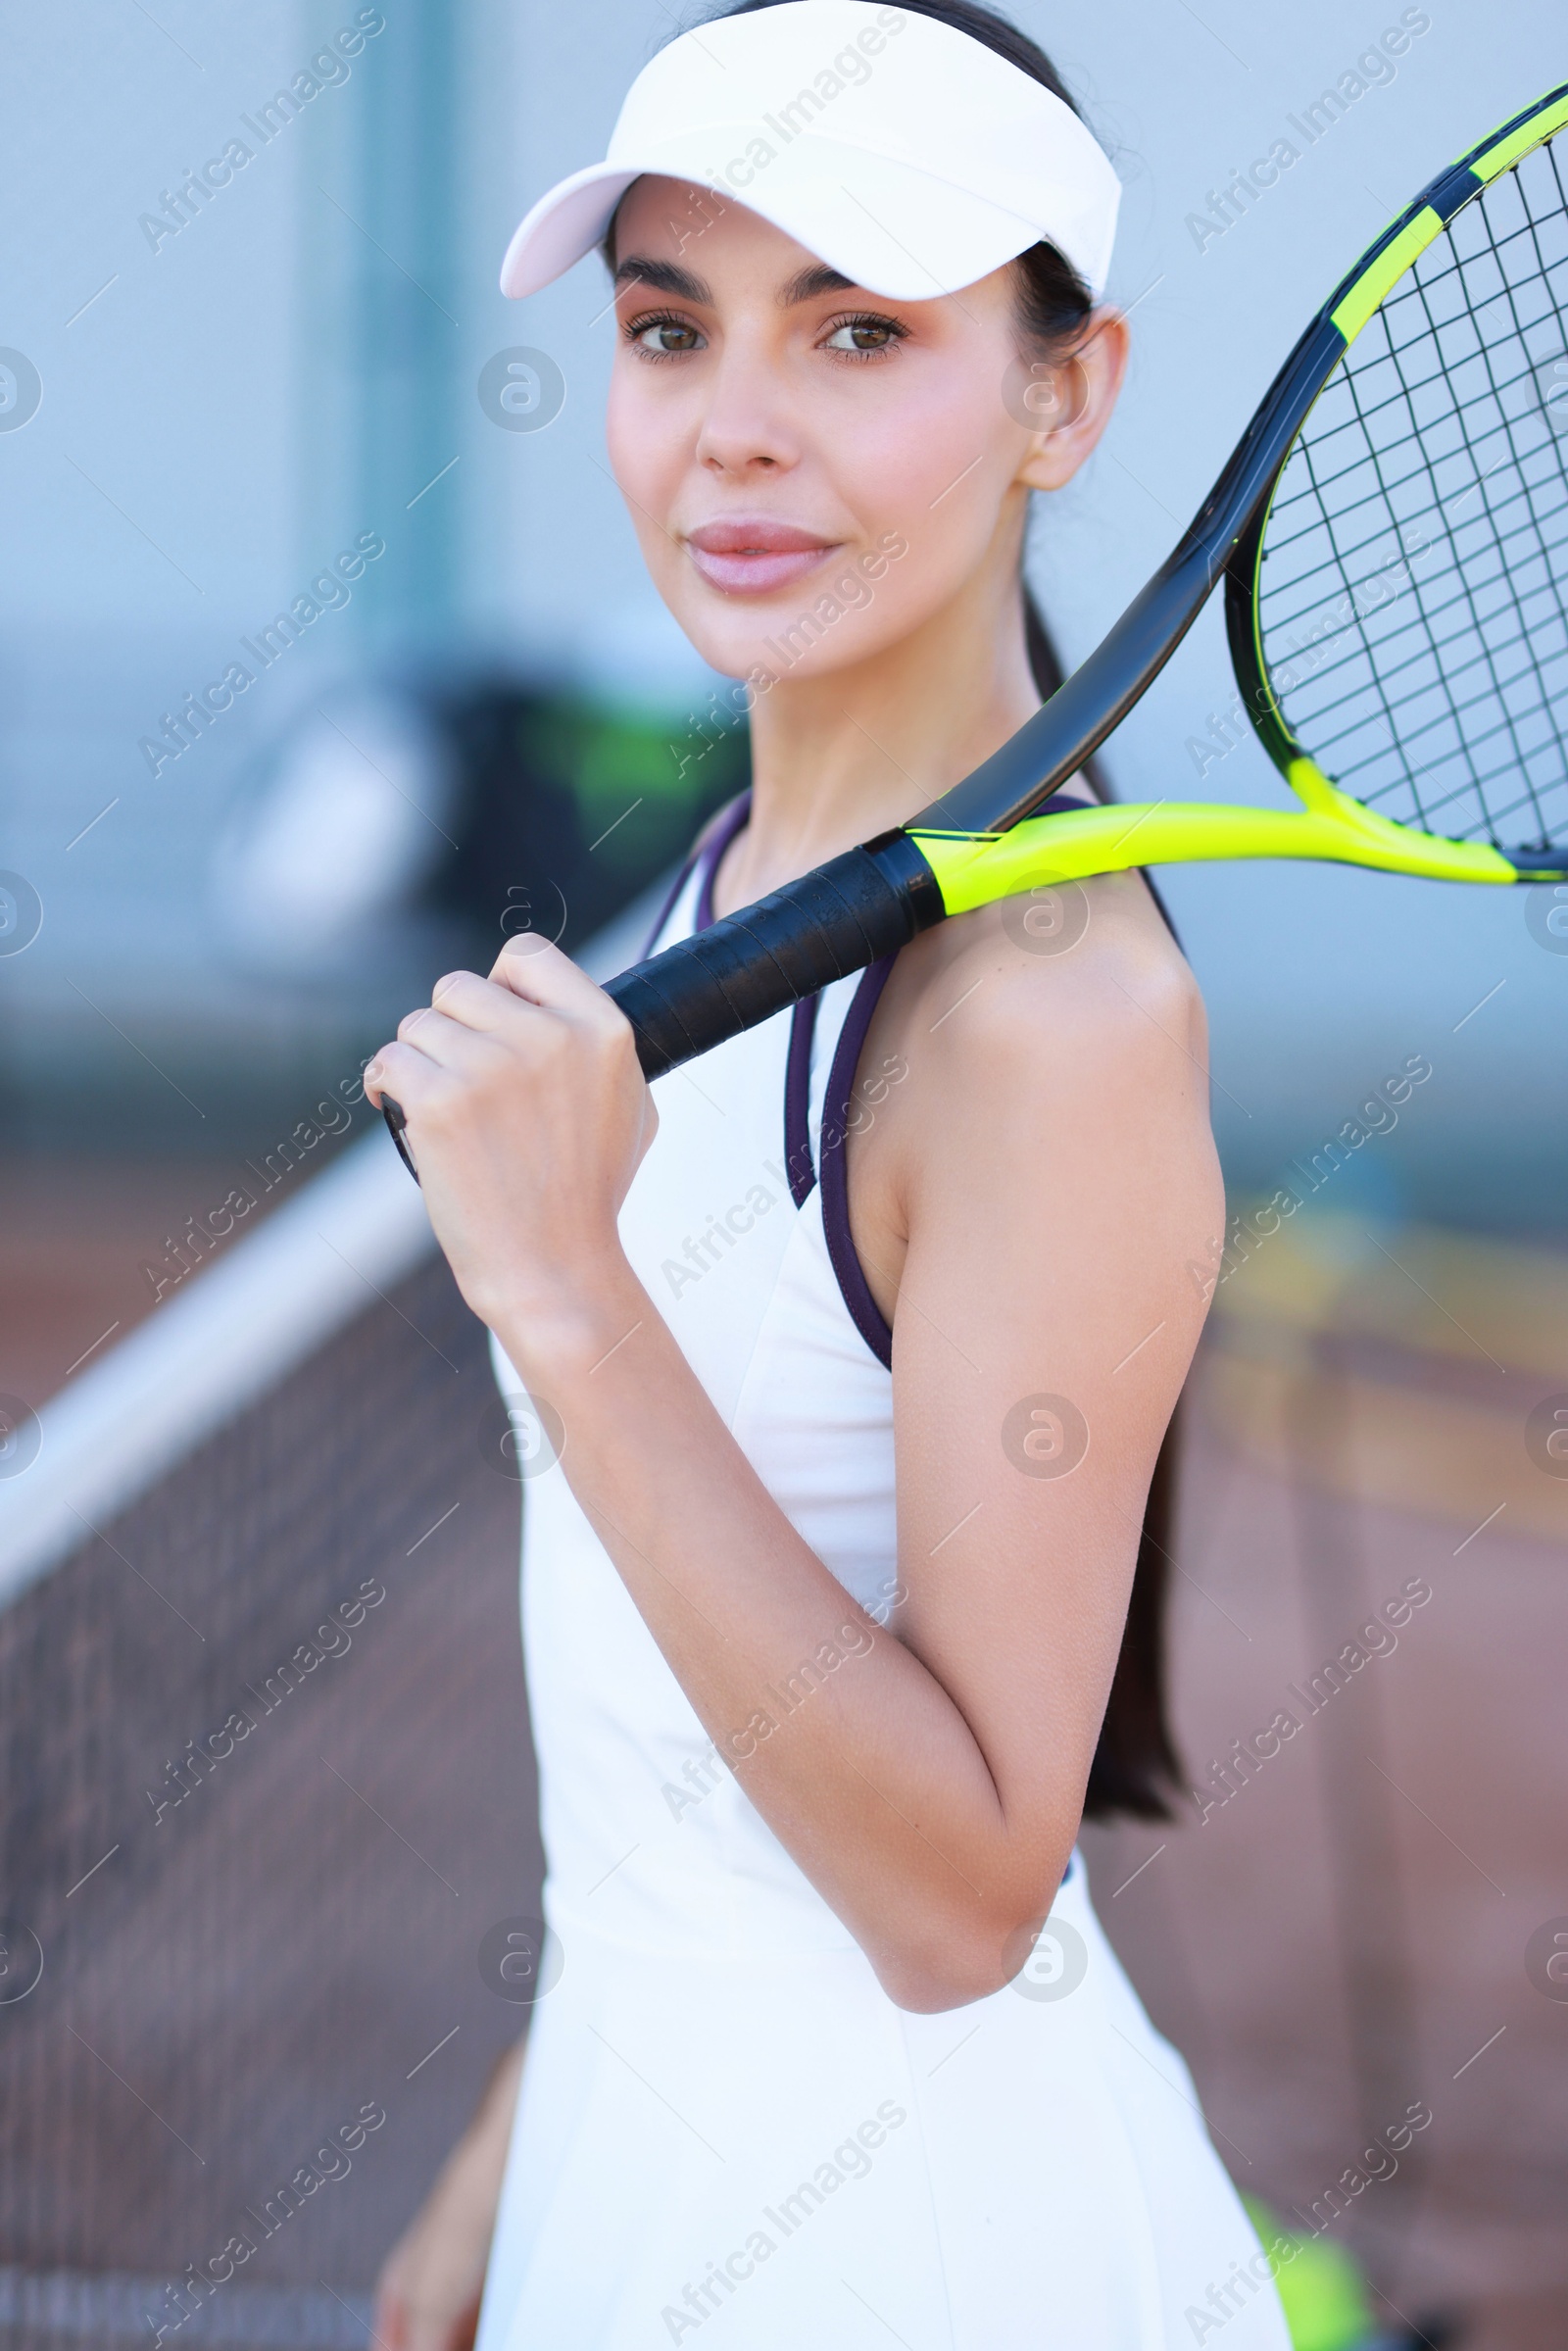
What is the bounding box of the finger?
[362,1037,448,1112]
[393,1003,499,1065]
[487,933,611,1020]
[424,968,524,1037]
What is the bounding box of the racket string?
[1256,130,1568,849]
[1278,293,1567,834]
[1397,164,1568,837]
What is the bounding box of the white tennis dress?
[475,802,1291,2351]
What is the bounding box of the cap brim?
[500,162,645,300]
[500,136,1084,305]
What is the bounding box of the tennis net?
[0,883,676,2347]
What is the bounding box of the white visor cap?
[499,1,1120,305]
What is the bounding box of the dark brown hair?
[660,0,1186,1821]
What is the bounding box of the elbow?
[870,1913,1046,2017]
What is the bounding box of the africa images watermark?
[135,532,387,781]
[140,1059,374,1303]
[1186,1052,1434,1299]
[1185,526,1430,781]
[664,529,912,789]
[662,1567,907,1826]
[661,1615,880,1825]
[146,2095,388,2345]
[1185,9,1433,255]
[660,2098,909,2340]
[661,1156,793,1301]
[1185,2098,1435,2342]
[136,10,386,257]
[660,1046,910,1303]
[1189,1574,1434,1826]
[695,6,908,206]
[143,1578,387,1828]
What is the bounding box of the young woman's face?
[604,174,1122,692]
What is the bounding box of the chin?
[671,593,904,696]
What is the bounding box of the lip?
[685,517,842,597]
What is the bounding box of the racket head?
[1226,86,1568,880]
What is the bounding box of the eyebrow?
[613,257,713,303]
[612,255,859,309]
[776,262,857,306]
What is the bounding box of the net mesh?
[1257,123,1568,848]
[0,1254,538,2349]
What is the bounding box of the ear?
[1014,308,1129,494]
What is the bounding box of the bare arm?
[372,2039,524,2351]
[365,876,1220,2012]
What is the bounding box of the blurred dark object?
[429,679,750,957]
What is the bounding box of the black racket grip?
[608,829,943,1079]
[378,830,941,1176]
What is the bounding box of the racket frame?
[1221,82,1568,884]
[381,82,1568,1152]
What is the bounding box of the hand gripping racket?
[384,84,1568,1176]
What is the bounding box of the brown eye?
[633,317,704,356]
[823,315,904,356]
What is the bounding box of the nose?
[693,332,803,478]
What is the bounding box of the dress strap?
[783,995,819,1207]
[778,786,1107,1368]
[817,956,898,1370]
[693,791,753,930]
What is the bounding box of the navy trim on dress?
[784,996,819,1207]
[638,848,703,963]
[784,788,1106,1368]
[693,791,754,932]
[658,787,1142,1373]
[816,956,899,1369]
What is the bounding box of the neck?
[714,556,1044,914]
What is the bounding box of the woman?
[368,3,1290,2344]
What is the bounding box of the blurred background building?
[0,3,1563,2347]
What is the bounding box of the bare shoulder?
[843,867,1223,1442]
[873,867,1209,1121]
[846,869,1221,1330]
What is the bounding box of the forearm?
[371,2039,523,2351]
[493,1269,1069,2009]
[461,2038,525,2181]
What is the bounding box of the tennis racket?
[384,83,1568,1174]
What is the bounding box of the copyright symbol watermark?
[1002,1394,1088,1480]
[1526,1916,1568,2001]
[1524,883,1568,954]
[477,347,565,432]
[500,880,568,946]
[0,872,42,956]
[1008,1913,1088,2002]
[1524,1394,1568,1478]
[0,1396,42,1480]
[1001,353,1084,434]
[478,1915,564,2004]
[1001,876,1090,957]
[0,351,42,433]
[480,1393,564,1481]
[0,1919,44,2003]
[1535,355,1568,437]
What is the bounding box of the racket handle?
[381,1096,418,1182]
[378,829,941,1178]
[607,829,943,1079]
